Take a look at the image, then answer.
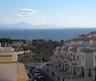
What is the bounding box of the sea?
[0,28,96,41]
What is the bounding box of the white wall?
[89,40,96,45]
[79,52,85,68]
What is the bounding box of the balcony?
[70,61,78,66]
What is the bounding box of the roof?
[0,47,14,51]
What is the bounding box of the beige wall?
[0,63,17,81]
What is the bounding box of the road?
[38,68,54,81]
[27,63,54,81]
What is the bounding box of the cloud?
[0,15,96,28]
[16,8,38,16]
[1,10,96,28]
[15,8,49,25]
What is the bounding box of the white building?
[78,48,96,80]
[45,43,96,81]
[43,32,96,81]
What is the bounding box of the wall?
[0,63,17,81]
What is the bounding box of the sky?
[0,0,96,28]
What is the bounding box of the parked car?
[33,69,40,73]
[34,73,45,79]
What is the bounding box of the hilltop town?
[1,31,96,81]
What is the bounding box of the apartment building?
[78,47,96,80]
[44,32,96,81]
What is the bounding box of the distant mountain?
[1,22,96,29]
[0,22,33,29]
[0,22,76,29]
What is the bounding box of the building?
[0,44,29,81]
[79,48,96,80]
[44,32,96,81]
[45,46,96,81]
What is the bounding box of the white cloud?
[16,8,38,16]
[15,8,49,25]
[1,11,96,28]
[47,16,96,28]
[0,10,49,25]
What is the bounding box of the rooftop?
[0,47,14,51]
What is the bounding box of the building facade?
[0,44,29,81]
[44,33,96,81]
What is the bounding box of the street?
[38,68,54,81]
[27,63,54,81]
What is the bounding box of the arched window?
[58,75,60,80]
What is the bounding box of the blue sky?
[0,0,96,28]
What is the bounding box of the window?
[88,68,91,77]
[81,55,84,61]
[52,72,54,77]
[73,67,76,75]
[74,55,75,61]
[58,75,60,80]
[62,78,64,81]
[47,68,49,72]
[95,56,96,62]
[81,67,84,77]
[77,56,79,61]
